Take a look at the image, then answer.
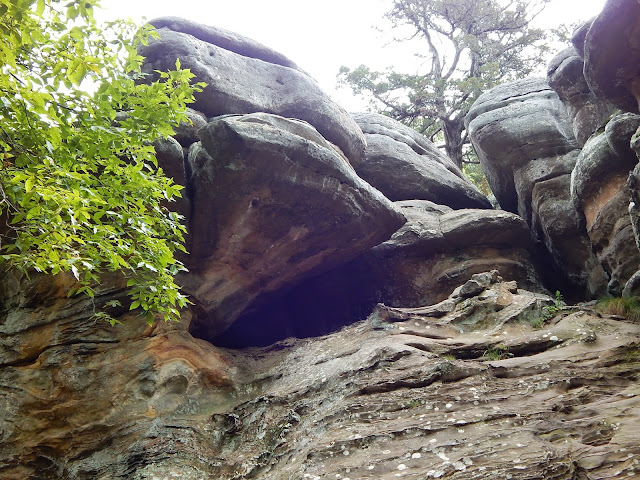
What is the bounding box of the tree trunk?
[441,117,465,170]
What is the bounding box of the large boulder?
[351,112,492,209]
[140,17,366,164]
[583,0,640,113]
[571,113,640,295]
[466,77,578,213]
[214,201,544,348]
[182,113,404,339]
[547,46,614,146]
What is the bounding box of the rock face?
[571,113,640,295]
[466,77,578,213]
[183,112,404,338]
[467,78,605,296]
[3,272,640,479]
[351,113,492,209]
[7,8,640,479]
[583,0,640,113]
[214,201,544,349]
[547,46,614,146]
[140,17,366,164]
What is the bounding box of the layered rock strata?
[3,272,639,479]
[351,113,492,209]
[183,113,404,338]
[214,201,544,348]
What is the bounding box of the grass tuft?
[596,297,640,322]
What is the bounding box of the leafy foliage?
[0,0,205,324]
[534,290,566,327]
[338,0,553,168]
[462,162,492,197]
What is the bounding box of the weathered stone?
[529,173,607,296]
[571,115,640,295]
[172,107,208,147]
[183,112,404,338]
[547,46,614,146]
[4,273,640,478]
[213,202,545,348]
[583,0,640,112]
[154,136,191,224]
[570,19,591,58]
[140,18,366,164]
[351,112,491,209]
[467,76,615,297]
[466,77,578,212]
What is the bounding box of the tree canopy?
[339,0,553,169]
[0,0,204,324]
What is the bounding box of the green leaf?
[36,0,45,16]
[24,176,34,193]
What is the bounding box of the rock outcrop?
[351,113,492,209]
[183,112,404,338]
[140,17,366,164]
[583,0,640,113]
[466,78,606,296]
[466,77,578,213]
[5,5,640,479]
[547,46,614,146]
[3,272,640,479]
[571,113,640,295]
[214,201,543,349]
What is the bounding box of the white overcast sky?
[96,0,607,110]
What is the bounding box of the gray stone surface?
[547,46,614,146]
[583,0,640,112]
[183,112,404,337]
[466,78,602,296]
[466,77,578,213]
[571,114,640,295]
[140,19,366,164]
[352,113,491,209]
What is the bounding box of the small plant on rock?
[538,290,566,325]
[482,344,513,361]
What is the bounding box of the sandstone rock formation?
[547,46,614,146]
[584,0,640,113]
[580,0,640,296]
[3,271,639,479]
[466,77,606,296]
[351,113,492,209]
[183,112,404,338]
[571,113,640,295]
[214,201,544,349]
[466,77,578,213]
[6,6,640,479]
[140,17,366,164]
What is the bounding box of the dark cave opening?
[189,239,590,350]
[190,258,381,349]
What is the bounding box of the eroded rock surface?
[466,77,578,212]
[213,201,544,349]
[467,78,604,296]
[584,0,640,112]
[571,113,640,295]
[140,17,366,164]
[351,113,491,209]
[4,273,639,479]
[183,113,404,338]
[547,46,614,146]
